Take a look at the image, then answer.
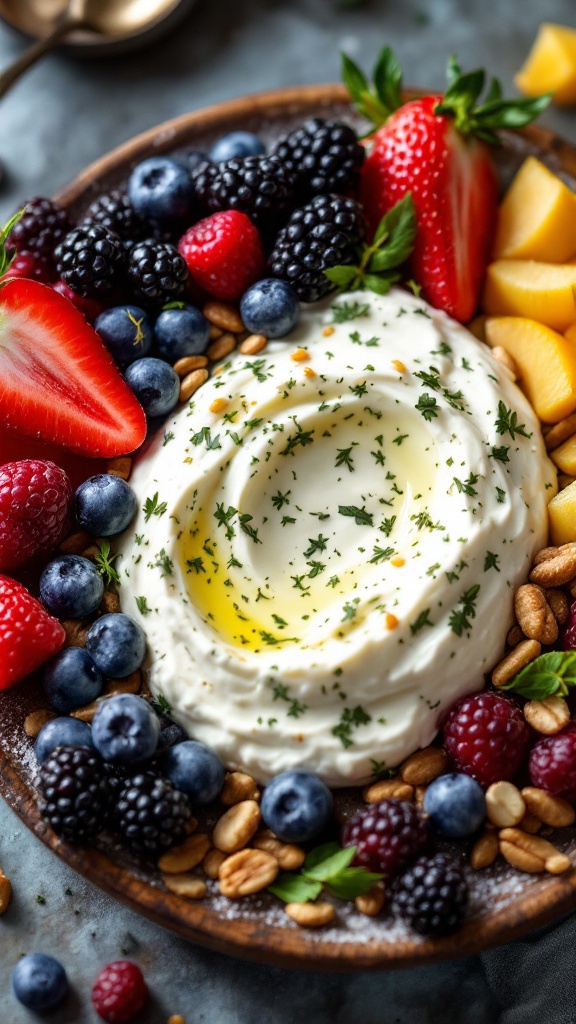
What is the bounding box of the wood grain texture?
[2,85,576,970]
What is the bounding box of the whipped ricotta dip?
[118,288,556,787]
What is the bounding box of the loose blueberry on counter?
[240,278,300,338]
[154,302,210,361]
[124,357,180,417]
[161,740,224,805]
[39,554,104,619]
[12,953,68,1013]
[43,646,104,713]
[92,693,160,764]
[128,156,195,224]
[34,717,94,763]
[423,772,486,839]
[209,131,266,162]
[85,613,146,678]
[260,770,333,843]
[94,305,152,367]
[75,473,137,537]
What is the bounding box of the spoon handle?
[0,18,85,101]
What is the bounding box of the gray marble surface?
[1,1,576,1020]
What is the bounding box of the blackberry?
[8,197,72,261]
[341,799,428,876]
[194,155,295,231]
[114,771,193,854]
[127,239,189,308]
[392,853,468,936]
[269,194,364,302]
[83,189,147,247]
[271,118,364,201]
[55,224,127,299]
[35,745,109,843]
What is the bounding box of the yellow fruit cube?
[549,480,576,544]
[482,260,576,332]
[550,433,576,474]
[493,157,576,262]
[484,316,576,423]
[516,24,576,105]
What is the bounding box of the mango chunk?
[493,157,576,262]
[482,260,576,333]
[516,24,576,105]
[484,316,576,423]
[565,323,576,347]
[549,480,576,544]
[550,433,576,474]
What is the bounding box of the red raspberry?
[52,280,105,322]
[0,575,65,690]
[562,600,576,650]
[4,251,55,283]
[91,961,148,1023]
[178,210,265,302]
[341,799,428,875]
[443,691,530,786]
[0,459,72,571]
[529,722,576,802]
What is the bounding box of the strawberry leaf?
[498,651,576,700]
[342,46,403,129]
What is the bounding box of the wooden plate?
[2,85,576,970]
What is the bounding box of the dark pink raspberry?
[5,250,55,283]
[562,601,576,650]
[0,459,72,571]
[529,721,576,803]
[443,691,530,787]
[52,280,105,322]
[341,799,428,876]
[91,961,148,1023]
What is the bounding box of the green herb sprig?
[324,194,417,297]
[499,651,576,700]
[268,842,382,904]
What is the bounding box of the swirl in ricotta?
[118,289,555,786]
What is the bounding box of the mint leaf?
[499,651,576,700]
[327,868,383,901]
[324,194,416,298]
[268,843,383,905]
[303,845,356,882]
[268,873,323,904]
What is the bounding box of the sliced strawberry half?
[0,279,146,457]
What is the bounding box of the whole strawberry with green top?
[344,49,549,322]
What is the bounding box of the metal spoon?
[0,0,179,99]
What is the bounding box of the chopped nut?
[521,787,576,828]
[492,639,541,687]
[545,589,570,624]
[179,368,209,402]
[106,456,132,480]
[209,323,223,340]
[162,874,206,900]
[362,779,414,803]
[70,702,99,723]
[533,546,560,565]
[239,334,267,355]
[529,548,576,587]
[252,831,305,871]
[519,812,542,834]
[470,831,499,869]
[285,902,335,928]
[202,848,227,880]
[157,832,209,875]
[485,781,525,828]
[354,883,385,917]
[0,872,12,915]
[203,301,244,334]
[506,624,525,647]
[523,695,570,735]
[514,584,558,644]
[218,848,278,897]
[173,354,208,376]
[499,827,571,874]
[400,747,448,786]
[81,543,100,561]
[220,772,260,807]
[59,530,93,555]
[61,619,89,648]
[100,590,121,614]
[544,412,576,451]
[212,800,261,853]
[104,670,141,697]
[24,709,56,738]
[413,785,427,809]
[207,332,236,362]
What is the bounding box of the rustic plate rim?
[3,83,576,970]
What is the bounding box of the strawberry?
[0,574,65,689]
[0,277,146,457]
[178,210,265,302]
[344,50,550,322]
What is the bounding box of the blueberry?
[209,131,265,162]
[39,555,104,619]
[34,717,94,763]
[162,740,224,805]
[124,357,180,417]
[94,305,153,367]
[43,647,104,713]
[92,693,160,763]
[85,613,146,678]
[240,279,299,338]
[12,953,68,1012]
[260,770,333,843]
[152,709,189,753]
[75,473,137,537]
[128,156,194,223]
[423,772,486,839]
[153,303,210,361]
